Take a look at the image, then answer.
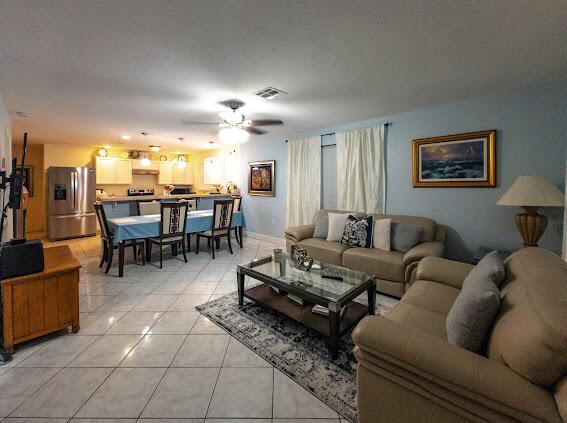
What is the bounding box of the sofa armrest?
[284,224,315,243]
[353,316,560,422]
[415,256,473,289]
[403,241,445,265]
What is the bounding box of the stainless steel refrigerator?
[48,167,97,240]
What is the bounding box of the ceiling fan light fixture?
[219,127,249,144]
[149,145,160,152]
[219,110,244,124]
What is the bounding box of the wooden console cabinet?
[1,245,80,353]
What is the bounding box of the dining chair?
[137,200,161,215]
[181,199,198,252]
[94,202,145,276]
[231,196,243,247]
[147,201,189,268]
[195,199,234,259]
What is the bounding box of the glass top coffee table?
[236,251,376,356]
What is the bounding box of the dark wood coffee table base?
[237,275,376,357]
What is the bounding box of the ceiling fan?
[183,99,283,143]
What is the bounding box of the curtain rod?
[285,122,391,142]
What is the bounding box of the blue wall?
[241,82,567,261]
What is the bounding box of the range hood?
[132,168,159,175]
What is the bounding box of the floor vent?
[253,87,287,100]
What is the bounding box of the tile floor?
[0,235,396,422]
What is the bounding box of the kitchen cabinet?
[158,161,174,185]
[95,157,132,184]
[95,157,115,184]
[173,163,194,185]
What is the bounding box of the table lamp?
[497,175,565,246]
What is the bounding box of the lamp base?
[514,207,547,247]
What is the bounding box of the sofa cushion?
[402,280,460,317]
[342,248,405,282]
[312,214,328,238]
[326,213,350,242]
[372,218,391,251]
[488,247,567,388]
[390,221,422,252]
[341,215,373,248]
[370,213,436,243]
[386,302,447,339]
[446,272,500,353]
[297,238,350,266]
[466,250,505,287]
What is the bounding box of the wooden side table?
[1,245,81,353]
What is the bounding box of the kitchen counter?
[98,193,240,219]
[97,193,236,202]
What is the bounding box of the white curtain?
[563,161,567,261]
[336,125,385,213]
[286,136,321,227]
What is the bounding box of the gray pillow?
[390,221,422,252]
[467,250,506,287]
[313,215,329,239]
[446,253,504,352]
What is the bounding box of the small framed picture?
[412,130,496,187]
[248,160,275,196]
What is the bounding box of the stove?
[127,188,155,196]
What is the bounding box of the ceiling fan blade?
[181,120,219,125]
[249,119,283,126]
[243,127,267,135]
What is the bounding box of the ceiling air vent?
[253,87,287,100]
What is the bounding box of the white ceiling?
[1,0,566,151]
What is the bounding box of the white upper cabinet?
[95,157,132,185]
[158,161,174,185]
[114,159,132,184]
[95,157,116,184]
[170,162,194,185]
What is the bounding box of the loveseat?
[284,209,446,297]
[353,247,567,422]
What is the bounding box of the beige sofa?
[285,209,446,297]
[353,247,567,422]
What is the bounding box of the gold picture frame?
[412,130,496,187]
[248,160,275,196]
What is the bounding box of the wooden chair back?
[160,201,188,239]
[137,200,161,215]
[232,196,242,212]
[212,199,234,233]
[94,203,112,241]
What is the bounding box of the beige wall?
[43,143,96,169]
[12,143,44,238]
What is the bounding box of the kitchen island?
[98,194,237,218]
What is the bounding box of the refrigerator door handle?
[72,171,78,212]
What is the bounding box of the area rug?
[196,292,394,422]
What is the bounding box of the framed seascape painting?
[412,130,496,187]
[248,160,275,196]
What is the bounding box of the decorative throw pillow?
[466,250,506,287]
[326,213,350,242]
[312,215,329,239]
[446,273,501,352]
[390,221,422,252]
[341,215,374,248]
[372,218,391,251]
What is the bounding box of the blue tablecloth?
[107,210,244,242]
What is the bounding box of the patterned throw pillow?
[341,215,374,248]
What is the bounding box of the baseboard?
[243,230,286,246]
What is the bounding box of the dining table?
[107,209,245,276]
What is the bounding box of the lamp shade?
[497,176,564,207]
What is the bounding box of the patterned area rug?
[196,291,394,422]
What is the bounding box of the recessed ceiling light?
[149,145,161,152]
[121,134,131,140]
[141,131,148,136]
